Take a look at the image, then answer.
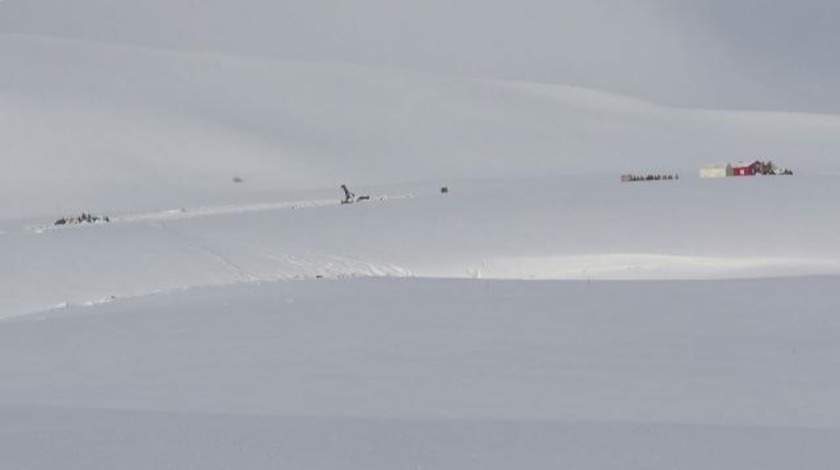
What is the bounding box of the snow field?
[2,277,840,468]
[3,175,839,319]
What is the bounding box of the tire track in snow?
[25,193,415,234]
[24,255,415,320]
[148,221,261,284]
[14,221,416,319]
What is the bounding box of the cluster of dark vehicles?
[54,213,111,226]
[620,174,679,183]
[754,161,793,175]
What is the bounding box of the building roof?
[701,164,732,169]
[733,159,761,168]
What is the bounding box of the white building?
[699,164,733,179]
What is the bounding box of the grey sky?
[1,0,838,112]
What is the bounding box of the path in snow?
[24,193,414,235]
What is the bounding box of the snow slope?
[4,407,839,470]
[3,175,840,319]
[3,277,840,469]
[4,20,840,470]
[4,34,840,218]
[4,33,840,319]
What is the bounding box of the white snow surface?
[3,278,840,469]
[3,175,840,319]
[4,34,840,218]
[4,29,840,470]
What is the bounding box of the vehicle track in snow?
[24,193,415,235]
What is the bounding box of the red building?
[732,160,762,176]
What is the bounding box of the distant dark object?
[621,173,679,183]
[232,176,244,183]
[441,186,449,194]
[54,213,111,226]
[316,275,324,279]
[341,184,355,204]
[340,184,370,204]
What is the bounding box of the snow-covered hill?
[4,34,840,219]
[3,174,839,319]
[4,17,840,470]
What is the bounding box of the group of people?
[54,213,111,226]
[621,174,679,183]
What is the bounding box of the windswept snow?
[3,278,840,468]
[10,276,840,426]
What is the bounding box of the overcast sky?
[2,0,838,112]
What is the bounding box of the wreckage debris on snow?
[340,185,370,204]
[54,213,111,226]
